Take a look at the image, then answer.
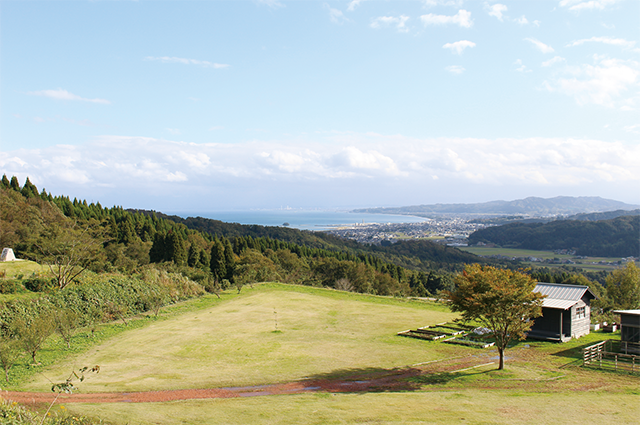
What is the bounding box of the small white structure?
[1,248,16,262]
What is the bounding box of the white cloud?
[423,0,464,7]
[624,125,640,134]
[545,57,639,108]
[144,56,229,69]
[514,59,531,73]
[347,0,365,11]
[559,0,622,11]
[443,40,476,55]
[256,0,284,8]
[166,128,181,135]
[566,36,636,49]
[27,89,111,105]
[542,56,566,67]
[446,65,465,74]
[371,16,410,32]
[525,38,555,53]
[420,9,473,28]
[486,3,508,21]
[3,134,639,208]
[324,4,348,24]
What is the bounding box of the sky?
[1,0,639,212]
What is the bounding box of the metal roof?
[534,283,596,310]
[613,310,640,316]
[541,299,579,310]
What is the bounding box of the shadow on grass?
[297,365,486,393]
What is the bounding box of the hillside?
[353,196,640,216]
[468,215,640,257]
[138,210,488,273]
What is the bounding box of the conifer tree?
[223,238,236,281]
[9,176,20,192]
[210,239,226,282]
[187,243,200,267]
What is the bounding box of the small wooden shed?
[528,283,596,342]
[613,310,640,353]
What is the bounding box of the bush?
[23,277,56,292]
[0,280,27,294]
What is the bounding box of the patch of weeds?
[271,330,283,334]
[314,393,332,399]
[487,371,516,379]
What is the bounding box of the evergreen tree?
[167,231,187,266]
[223,238,235,281]
[210,239,226,282]
[149,232,167,263]
[9,176,20,192]
[187,243,201,267]
[1,174,9,189]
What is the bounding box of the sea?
[166,210,427,231]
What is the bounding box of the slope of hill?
[137,210,488,273]
[353,196,640,216]
[468,215,640,257]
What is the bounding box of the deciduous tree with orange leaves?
[448,264,545,370]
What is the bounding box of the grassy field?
[0,259,49,278]
[13,284,640,424]
[459,247,623,272]
[69,389,639,425]
[21,284,459,393]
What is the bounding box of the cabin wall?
[531,308,562,335]
[619,313,640,343]
[570,300,590,339]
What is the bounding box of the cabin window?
[576,306,586,319]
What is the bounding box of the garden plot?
[398,323,495,348]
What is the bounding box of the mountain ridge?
[352,196,640,216]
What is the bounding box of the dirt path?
[3,357,486,405]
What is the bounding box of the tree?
[13,314,55,364]
[447,264,545,370]
[0,336,22,382]
[53,309,79,349]
[606,261,640,310]
[210,239,226,282]
[32,222,104,289]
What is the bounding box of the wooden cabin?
[528,283,596,342]
[613,310,640,354]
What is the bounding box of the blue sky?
[1,0,639,211]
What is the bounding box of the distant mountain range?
[352,196,640,217]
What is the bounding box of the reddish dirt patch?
[3,367,430,405]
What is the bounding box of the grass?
[66,389,639,425]
[12,283,640,425]
[20,283,459,393]
[0,260,49,279]
[459,247,623,272]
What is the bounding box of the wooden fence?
[583,340,640,374]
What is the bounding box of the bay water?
[167,210,426,231]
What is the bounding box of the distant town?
[325,217,485,246]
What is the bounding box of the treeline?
[149,210,490,273]
[1,175,457,297]
[468,215,640,257]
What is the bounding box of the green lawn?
[460,247,623,272]
[0,259,49,278]
[21,284,459,393]
[15,283,640,425]
[69,390,640,425]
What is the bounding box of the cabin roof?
[613,310,640,316]
[534,283,596,310]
